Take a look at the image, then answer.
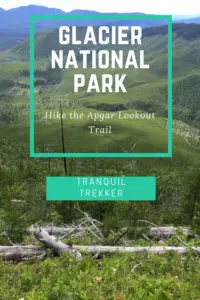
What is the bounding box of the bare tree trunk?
[28,226,86,235]
[148,227,191,238]
[60,103,74,221]
[1,245,200,261]
[0,245,45,261]
[73,245,200,255]
[191,175,200,222]
[28,226,192,238]
[60,103,67,176]
[34,229,82,260]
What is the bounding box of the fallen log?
[28,226,192,239]
[73,245,200,254]
[34,229,82,260]
[0,245,200,260]
[148,227,192,238]
[0,229,82,262]
[28,226,86,235]
[0,245,45,261]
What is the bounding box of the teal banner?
[46,176,156,201]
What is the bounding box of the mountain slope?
[4,23,200,60]
[1,23,200,156]
[1,23,200,126]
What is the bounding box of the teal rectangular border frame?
[30,14,172,158]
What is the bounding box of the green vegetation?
[1,251,200,300]
[0,23,200,299]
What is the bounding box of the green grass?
[1,251,200,300]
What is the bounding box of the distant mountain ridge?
[178,17,200,24]
[0,5,163,32]
[0,5,199,31]
[0,5,199,51]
